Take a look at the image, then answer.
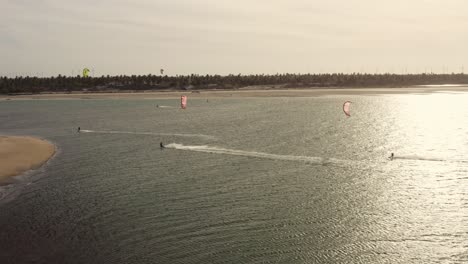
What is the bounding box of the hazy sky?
[1,0,467,76]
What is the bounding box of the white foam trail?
[394,155,468,163]
[157,105,174,108]
[394,155,445,162]
[165,143,351,165]
[80,130,216,140]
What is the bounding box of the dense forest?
[1,73,468,94]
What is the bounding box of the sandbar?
[2,86,468,100]
[0,136,55,181]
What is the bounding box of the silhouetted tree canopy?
[1,73,467,94]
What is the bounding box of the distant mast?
[181,95,187,109]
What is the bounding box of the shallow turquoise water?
[1,93,468,263]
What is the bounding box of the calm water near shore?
[1,92,468,263]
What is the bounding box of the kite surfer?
[160,142,165,149]
[77,127,80,133]
[389,153,394,161]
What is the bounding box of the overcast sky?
[1,0,467,77]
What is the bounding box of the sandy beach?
[1,86,468,100]
[0,136,55,181]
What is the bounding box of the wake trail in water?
[394,155,445,162]
[166,144,468,165]
[80,130,216,140]
[394,155,468,163]
[165,143,354,166]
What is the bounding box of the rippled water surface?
[1,93,468,263]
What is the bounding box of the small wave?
[80,130,216,140]
[165,143,351,165]
[157,105,174,108]
[415,84,468,87]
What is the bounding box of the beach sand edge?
[0,136,56,181]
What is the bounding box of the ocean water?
[1,93,468,263]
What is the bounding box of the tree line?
[1,73,468,94]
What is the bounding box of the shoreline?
[2,86,468,99]
[0,136,55,182]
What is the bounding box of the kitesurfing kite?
[83,68,90,78]
[343,101,351,117]
[181,95,187,109]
